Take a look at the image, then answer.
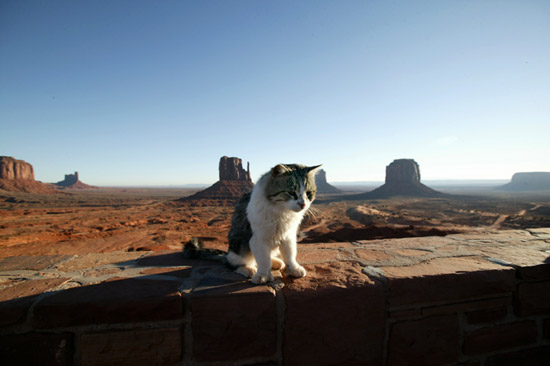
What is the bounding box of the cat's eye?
[288,192,298,200]
[306,191,314,200]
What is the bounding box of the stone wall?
[1,228,550,365]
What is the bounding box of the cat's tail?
[182,237,228,264]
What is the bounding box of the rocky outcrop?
[178,156,254,206]
[219,156,252,182]
[55,172,95,189]
[324,159,444,202]
[0,156,34,180]
[367,159,442,198]
[315,169,342,194]
[0,156,56,193]
[499,172,550,191]
[385,159,421,184]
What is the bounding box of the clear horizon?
[1,1,549,186]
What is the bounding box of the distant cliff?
[55,171,95,189]
[499,172,550,191]
[0,156,56,193]
[0,156,34,180]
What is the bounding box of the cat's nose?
[298,203,305,209]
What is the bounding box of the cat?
[227,163,321,284]
[183,163,321,284]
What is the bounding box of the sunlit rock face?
[0,156,34,180]
[218,156,252,182]
[0,156,56,193]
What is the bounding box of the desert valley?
[1,156,549,260]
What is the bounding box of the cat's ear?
[271,164,290,177]
[306,164,322,175]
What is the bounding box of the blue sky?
[1,0,549,186]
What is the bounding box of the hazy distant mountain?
[499,172,550,191]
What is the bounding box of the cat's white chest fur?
[247,187,303,245]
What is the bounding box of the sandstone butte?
[335,158,444,201]
[54,171,95,189]
[315,168,342,194]
[0,156,56,194]
[500,172,550,191]
[178,156,254,206]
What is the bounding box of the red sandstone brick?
[515,280,550,316]
[463,321,538,355]
[466,305,508,324]
[80,328,182,366]
[479,244,550,281]
[282,262,385,366]
[355,248,393,261]
[517,263,550,281]
[485,345,550,366]
[0,332,72,366]
[296,248,340,263]
[545,318,550,339]
[0,255,70,271]
[190,277,277,362]
[422,297,511,317]
[382,257,515,307]
[387,315,459,366]
[32,278,182,328]
[0,278,69,326]
[390,308,422,320]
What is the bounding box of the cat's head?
[265,164,322,212]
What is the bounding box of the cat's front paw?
[284,264,307,278]
[271,257,285,270]
[251,272,274,284]
[235,265,257,278]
